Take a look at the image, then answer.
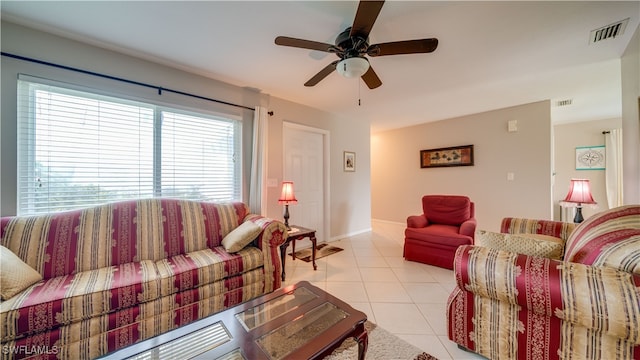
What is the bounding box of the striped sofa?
[447,205,640,359]
[0,199,287,359]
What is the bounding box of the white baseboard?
[371,218,405,227]
[328,227,372,242]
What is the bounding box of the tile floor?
[281,221,485,360]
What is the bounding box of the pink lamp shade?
[563,179,596,204]
[563,179,596,223]
[278,181,297,229]
[278,181,298,204]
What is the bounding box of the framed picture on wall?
[575,145,605,170]
[344,151,355,172]
[420,145,474,168]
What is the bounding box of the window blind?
[17,78,241,215]
[161,111,240,202]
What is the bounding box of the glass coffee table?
[100,281,368,360]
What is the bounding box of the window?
[17,78,241,215]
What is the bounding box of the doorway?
[283,122,329,243]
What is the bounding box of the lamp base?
[283,204,291,230]
[573,206,584,223]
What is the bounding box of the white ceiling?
[2,1,638,132]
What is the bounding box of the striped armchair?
[447,205,640,359]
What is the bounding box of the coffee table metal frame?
[99,281,368,360]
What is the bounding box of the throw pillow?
[1,245,43,300]
[222,221,262,253]
[475,230,565,260]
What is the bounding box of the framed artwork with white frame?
[344,151,355,172]
[575,145,605,170]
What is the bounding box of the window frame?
[17,75,243,215]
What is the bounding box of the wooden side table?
[280,225,317,281]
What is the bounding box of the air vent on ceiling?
[590,18,629,44]
[556,99,573,107]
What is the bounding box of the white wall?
[621,23,640,204]
[553,118,622,221]
[372,100,552,232]
[0,21,372,240]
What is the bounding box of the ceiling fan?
[274,0,438,89]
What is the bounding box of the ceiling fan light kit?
[336,57,370,78]
[274,0,437,90]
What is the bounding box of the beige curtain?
[249,106,269,214]
[605,129,623,208]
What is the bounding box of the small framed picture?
[344,151,355,172]
[575,145,605,170]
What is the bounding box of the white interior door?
[283,124,326,242]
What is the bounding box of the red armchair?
[404,195,476,269]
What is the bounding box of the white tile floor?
[281,221,485,360]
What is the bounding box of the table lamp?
[563,178,596,223]
[278,181,297,229]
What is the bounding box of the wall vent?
[590,18,629,44]
[556,99,573,107]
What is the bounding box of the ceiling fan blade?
[361,66,382,89]
[304,61,339,87]
[368,38,438,56]
[275,36,335,53]
[350,0,385,38]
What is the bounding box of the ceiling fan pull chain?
[358,80,362,106]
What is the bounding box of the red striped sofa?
[0,199,287,359]
[447,205,640,359]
